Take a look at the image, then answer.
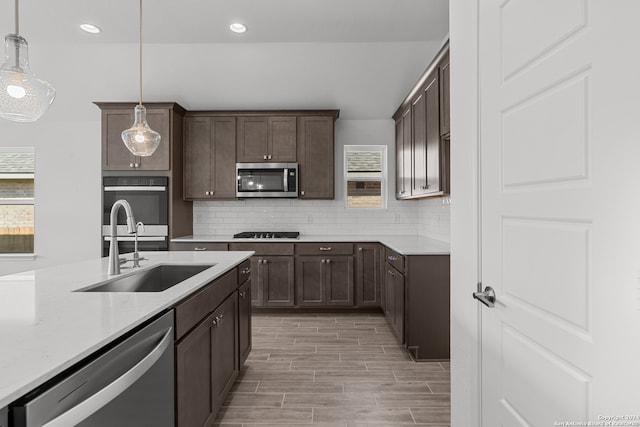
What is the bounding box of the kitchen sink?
[76,264,214,293]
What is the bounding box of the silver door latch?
[473,284,496,308]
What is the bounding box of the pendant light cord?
[139,0,143,106]
[14,0,19,34]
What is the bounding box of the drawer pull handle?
[240,291,246,298]
[387,255,397,261]
[319,247,332,251]
[194,247,207,251]
[241,267,251,274]
[388,269,394,276]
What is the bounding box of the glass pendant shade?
[121,105,161,157]
[0,34,55,122]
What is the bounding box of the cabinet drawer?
[229,243,294,256]
[295,243,353,256]
[385,247,405,273]
[174,269,238,340]
[238,259,251,284]
[170,242,228,251]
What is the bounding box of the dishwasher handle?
[42,326,173,427]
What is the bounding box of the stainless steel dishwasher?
[10,311,174,427]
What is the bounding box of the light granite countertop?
[172,234,450,256]
[0,250,253,409]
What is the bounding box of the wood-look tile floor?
[214,313,451,427]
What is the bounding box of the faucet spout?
[108,199,137,275]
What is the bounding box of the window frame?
[343,145,388,210]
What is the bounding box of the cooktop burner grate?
[233,231,300,239]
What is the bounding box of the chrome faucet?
[108,199,137,275]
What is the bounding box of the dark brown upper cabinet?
[297,114,339,199]
[236,116,296,162]
[96,102,185,171]
[392,40,449,200]
[439,50,450,137]
[184,114,237,200]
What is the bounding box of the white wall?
[0,40,441,275]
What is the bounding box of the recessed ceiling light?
[80,23,101,34]
[229,23,247,34]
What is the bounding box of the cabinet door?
[184,116,212,199]
[102,108,171,171]
[392,269,405,344]
[424,71,441,194]
[262,256,295,306]
[138,108,171,170]
[102,109,135,170]
[396,108,412,199]
[211,117,237,198]
[268,117,296,162]
[324,256,354,306]
[439,51,450,137]
[411,92,427,196]
[295,256,324,306]
[237,117,269,162]
[238,281,252,366]
[211,294,239,416]
[355,244,382,307]
[297,116,334,199]
[176,312,214,427]
[384,265,394,320]
[250,257,264,307]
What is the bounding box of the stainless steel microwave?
[236,163,298,198]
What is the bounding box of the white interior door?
[478,0,640,424]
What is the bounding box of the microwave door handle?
[283,168,289,192]
[41,327,173,427]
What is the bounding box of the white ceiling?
[2,0,449,44]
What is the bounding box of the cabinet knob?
[387,255,397,261]
[194,247,207,251]
[263,155,267,160]
[241,267,251,274]
[301,190,305,196]
[261,259,268,265]
[268,155,272,160]
[240,291,246,298]
[129,163,134,168]
[326,259,331,264]
[134,162,140,168]
[358,247,363,252]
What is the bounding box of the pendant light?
[121,0,160,157]
[0,0,56,122]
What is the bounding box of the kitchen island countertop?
[172,234,450,255]
[0,250,253,409]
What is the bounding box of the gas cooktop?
[233,231,300,239]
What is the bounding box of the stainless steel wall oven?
[102,177,169,256]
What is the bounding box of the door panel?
[184,116,212,199]
[477,0,640,423]
[237,117,268,162]
[268,116,296,162]
[325,256,354,306]
[295,256,324,306]
[262,256,295,306]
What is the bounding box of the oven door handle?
[104,186,166,192]
[104,236,167,242]
[42,327,173,427]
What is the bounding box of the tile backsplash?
[193,198,419,236]
[193,196,450,242]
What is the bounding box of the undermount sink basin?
[77,264,214,293]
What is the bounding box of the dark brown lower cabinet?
[176,312,214,427]
[211,294,239,416]
[404,255,450,361]
[255,256,295,307]
[355,243,382,307]
[174,263,249,426]
[295,256,353,307]
[384,264,405,343]
[238,280,252,366]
